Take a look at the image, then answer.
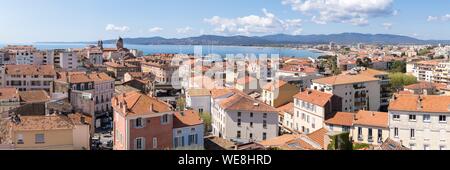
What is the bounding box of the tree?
[389,72,418,90]
[176,97,186,111]
[200,112,212,134]
[390,61,407,73]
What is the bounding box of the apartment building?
[434,62,450,85]
[54,72,115,127]
[59,51,79,71]
[113,91,174,150]
[311,73,381,112]
[172,110,204,150]
[261,80,299,108]
[211,89,278,144]
[408,60,441,82]
[4,45,38,65]
[105,62,141,80]
[276,102,294,133]
[141,61,176,85]
[357,68,392,111]
[293,90,341,134]
[352,111,389,146]
[1,65,56,93]
[389,95,450,150]
[86,49,104,65]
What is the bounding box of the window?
[250,122,253,128]
[250,113,254,118]
[409,143,415,149]
[439,115,447,123]
[424,144,430,150]
[17,134,24,144]
[263,120,267,129]
[263,133,267,140]
[135,138,145,150]
[394,128,399,138]
[378,129,383,143]
[152,137,157,149]
[263,113,267,119]
[440,145,446,150]
[358,127,363,141]
[188,134,198,145]
[249,133,253,139]
[368,128,373,142]
[237,131,241,139]
[409,115,416,121]
[329,125,334,131]
[35,134,45,144]
[238,112,242,117]
[311,118,316,129]
[302,113,305,120]
[237,119,241,127]
[393,115,400,121]
[135,118,144,128]
[161,114,169,124]
[410,129,415,139]
[423,115,431,123]
[343,126,350,132]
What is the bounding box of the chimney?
[150,103,154,112]
[122,101,128,113]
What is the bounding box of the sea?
[0,43,323,58]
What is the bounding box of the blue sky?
[0,0,449,43]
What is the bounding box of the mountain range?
[54,33,450,46]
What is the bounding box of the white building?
[311,73,381,112]
[293,90,340,134]
[186,89,211,114]
[59,51,79,71]
[1,65,56,93]
[211,89,278,143]
[389,95,450,150]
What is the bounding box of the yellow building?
[262,80,299,108]
[351,111,389,146]
[8,114,91,150]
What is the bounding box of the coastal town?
[0,37,449,150]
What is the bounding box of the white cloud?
[148,27,163,33]
[442,14,450,21]
[427,16,438,22]
[105,24,130,32]
[204,8,302,35]
[427,14,450,22]
[282,0,395,26]
[292,28,303,35]
[382,22,393,30]
[177,27,193,34]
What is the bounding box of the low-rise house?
[6,113,90,150]
[186,89,211,114]
[172,110,204,150]
[352,110,389,146]
[235,76,260,94]
[113,91,174,150]
[324,112,354,133]
[276,102,294,134]
[404,82,447,95]
[258,128,330,150]
[105,62,141,80]
[262,80,299,108]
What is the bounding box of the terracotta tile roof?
[259,134,301,147]
[188,89,211,97]
[294,90,333,107]
[307,128,328,149]
[398,90,414,95]
[18,90,50,103]
[404,82,447,90]
[219,92,277,112]
[281,138,319,150]
[105,62,138,68]
[312,74,379,85]
[359,68,388,76]
[65,72,114,84]
[325,112,354,126]
[12,115,74,131]
[173,110,203,128]
[210,88,235,99]
[276,102,294,115]
[0,88,19,100]
[68,113,93,126]
[112,91,172,116]
[5,65,56,76]
[389,95,450,113]
[380,138,410,150]
[354,110,388,128]
[263,80,288,91]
